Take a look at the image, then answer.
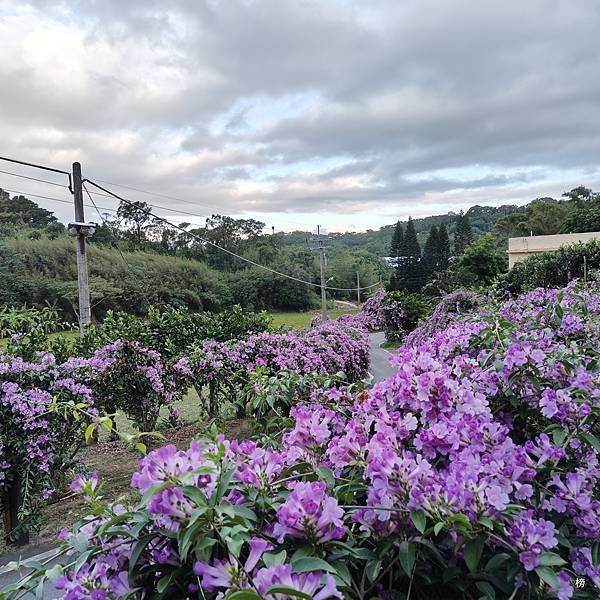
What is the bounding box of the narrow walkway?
[369,331,397,383]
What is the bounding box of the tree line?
[0,190,388,319]
[386,186,600,294]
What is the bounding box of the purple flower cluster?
[0,352,97,522]
[183,318,370,395]
[405,290,485,347]
[273,481,346,544]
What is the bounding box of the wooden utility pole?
[72,162,91,332]
[318,225,327,319]
[356,270,361,305]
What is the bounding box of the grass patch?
[381,340,400,350]
[270,308,358,330]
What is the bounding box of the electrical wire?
[88,176,317,230]
[0,186,118,214]
[83,182,146,293]
[84,188,210,221]
[0,155,72,191]
[0,169,69,188]
[84,178,381,293]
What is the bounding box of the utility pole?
[72,162,91,332]
[318,224,327,319]
[356,270,361,305]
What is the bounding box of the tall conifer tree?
[422,224,439,279]
[389,221,404,261]
[454,211,474,255]
[392,217,423,291]
[437,222,451,269]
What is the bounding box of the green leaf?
[552,428,567,447]
[399,540,416,577]
[464,537,484,574]
[71,532,90,553]
[182,485,208,507]
[263,550,287,568]
[535,566,559,589]
[365,559,382,583]
[316,466,335,489]
[128,535,155,585]
[156,570,178,594]
[265,587,312,600]
[214,467,235,504]
[411,510,426,534]
[581,432,600,453]
[484,553,511,572]
[475,581,496,599]
[292,556,337,574]
[478,516,494,530]
[434,522,445,536]
[538,552,567,567]
[592,542,600,567]
[84,423,96,443]
[226,592,262,600]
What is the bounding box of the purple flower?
[254,564,342,599]
[273,481,345,544]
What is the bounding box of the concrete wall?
[508,232,600,268]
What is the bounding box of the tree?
[422,225,439,279]
[495,198,568,238]
[455,234,507,286]
[559,187,600,233]
[390,217,423,292]
[560,207,600,233]
[562,186,598,208]
[0,189,58,228]
[117,200,155,244]
[194,214,265,271]
[389,221,404,261]
[437,222,450,269]
[454,211,474,255]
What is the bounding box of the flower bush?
[357,290,385,330]
[5,280,599,599]
[404,289,486,347]
[0,352,96,538]
[70,340,187,432]
[180,319,370,416]
[381,290,431,343]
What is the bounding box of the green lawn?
[269,308,358,329]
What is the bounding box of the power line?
[0,156,72,191]
[83,181,141,283]
[88,176,317,230]
[0,186,118,214]
[85,188,210,221]
[0,169,69,188]
[84,178,380,292]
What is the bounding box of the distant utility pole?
[318,224,327,319]
[72,162,92,332]
[356,270,361,305]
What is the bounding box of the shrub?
[498,239,600,295]
[405,290,486,346]
[73,340,187,432]
[180,318,371,417]
[0,353,96,539]
[381,291,430,342]
[73,305,272,359]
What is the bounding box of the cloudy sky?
[1,0,600,232]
